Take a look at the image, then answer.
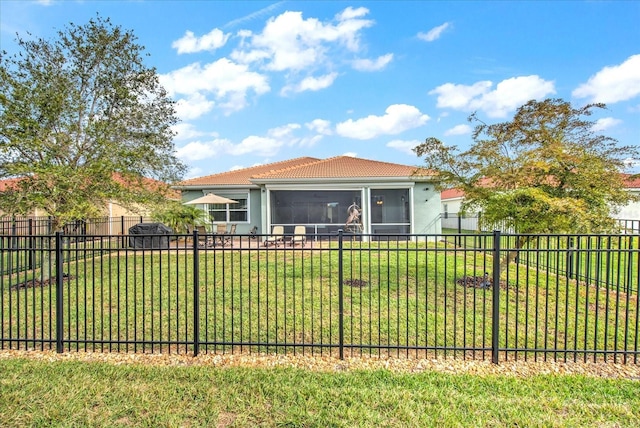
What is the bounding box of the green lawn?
[2,239,639,362]
[1,355,639,427]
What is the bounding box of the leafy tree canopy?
[0,15,186,230]
[415,98,639,234]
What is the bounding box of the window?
[369,188,409,224]
[208,196,248,223]
[270,190,361,225]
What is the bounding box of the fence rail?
[441,213,640,235]
[0,215,151,237]
[1,230,639,364]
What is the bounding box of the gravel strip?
[2,350,640,379]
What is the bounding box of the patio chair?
[290,225,306,246]
[213,222,229,246]
[196,225,211,248]
[264,225,284,247]
[223,223,237,247]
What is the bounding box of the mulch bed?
[343,279,369,287]
[10,274,73,291]
[456,275,515,291]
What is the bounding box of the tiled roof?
[441,173,640,200]
[623,174,640,189]
[0,175,179,198]
[178,157,320,186]
[0,178,21,192]
[440,188,465,200]
[179,156,433,187]
[251,156,431,180]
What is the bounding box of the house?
[0,175,178,235]
[440,174,640,232]
[175,156,441,239]
[614,175,640,221]
[440,188,466,219]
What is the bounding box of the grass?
[1,356,640,427]
[2,239,639,362]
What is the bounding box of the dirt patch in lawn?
[456,275,517,291]
[343,279,369,287]
[9,274,74,291]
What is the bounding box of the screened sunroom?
[267,187,411,237]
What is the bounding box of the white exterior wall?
[613,190,640,220]
[413,185,441,235]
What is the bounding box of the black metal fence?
[1,230,638,364]
[0,215,150,238]
[441,212,640,235]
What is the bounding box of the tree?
[0,16,186,232]
[151,202,208,235]
[414,98,639,271]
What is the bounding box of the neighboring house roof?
[178,156,433,188]
[441,174,640,201]
[440,188,465,200]
[0,178,21,192]
[622,174,640,189]
[0,175,179,199]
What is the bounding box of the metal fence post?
[55,232,64,353]
[338,229,344,360]
[492,230,501,364]
[193,229,200,357]
[120,216,125,247]
[626,237,634,294]
[28,219,34,269]
[567,237,575,279]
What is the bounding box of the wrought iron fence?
[0,216,151,275]
[441,213,639,235]
[0,215,150,237]
[1,230,638,364]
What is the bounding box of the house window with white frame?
[208,195,248,223]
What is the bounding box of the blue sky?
[1,1,639,179]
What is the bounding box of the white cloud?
[342,152,358,157]
[591,117,622,132]
[417,22,450,42]
[281,72,338,95]
[176,139,232,162]
[429,75,556,118]
[305,119,333,135]
[171,123,213,141]
[227,123,310,156]
[172,29,230,54]
[386,139,421,155]
[623,158,640,170]
[269,123,301,139]
[223,1,286,29]
[298,135,324,146]
[336,6,369,21]
[228,135,283,156]
[336,104,430,140]
[573,54,640,103]
[444,124,472,136]
[174,93,215,120]
[230,7,374,72]
[430,81,492,110]
[159,59,270,114]
[352,53,393,71]
[184,166,205,180]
